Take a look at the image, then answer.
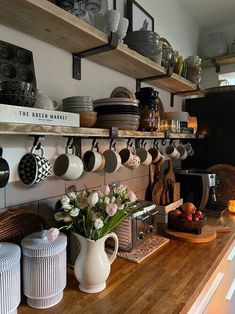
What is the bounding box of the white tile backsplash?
[6,177,65,207]
[0,188,6,210]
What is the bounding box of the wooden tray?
[164,225,216,243]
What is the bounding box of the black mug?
[0,147,10,188]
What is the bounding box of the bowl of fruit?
[168,202,206,234]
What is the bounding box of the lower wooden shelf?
[0,122,204,139]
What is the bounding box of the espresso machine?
[175,169,222,216]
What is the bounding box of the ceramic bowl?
[125,41,162,57]
[0,80,34,93]
[0,92,35,107]
[79,111,97,127]
[124,30,160,42]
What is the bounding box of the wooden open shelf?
[202,54,235,69]
[0,122,203,139]
[0,0,197,93]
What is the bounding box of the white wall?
[199,23,235,57]
[136,0,199,57]
[0,0,199,183]
[199,23,235,89]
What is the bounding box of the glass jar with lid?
[185,56,202,85]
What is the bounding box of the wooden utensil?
[173,182,181,202]
[152,157,165,205]
[161,160,176,205]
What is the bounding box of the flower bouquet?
[54,184,138,240]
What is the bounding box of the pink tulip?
[100,185,110,196]
[106,203,117,216]
[127,191,137,202]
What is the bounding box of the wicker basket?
[0,209,49,245]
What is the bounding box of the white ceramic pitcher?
[73,232,118,293]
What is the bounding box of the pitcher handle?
[104,232,119,265]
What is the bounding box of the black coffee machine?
[175,169,222,216]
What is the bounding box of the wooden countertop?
[18,213,235,314]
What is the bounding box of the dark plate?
[95,109,140,116]
[95,105,140,115]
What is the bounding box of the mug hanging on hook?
[0,147,10,188]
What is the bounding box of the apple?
[182,202,196,214]
[170,209,182,218]
[194,211,203,221]
[182,212,193,221]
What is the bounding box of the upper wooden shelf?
[0,122,203,139]
[202,54,235,69]
[0,0,197,93]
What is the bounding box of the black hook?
[110,138,116,149]
[141,139,147,147]
[127,138,133,148]
[33,135,42,150]
[92,138,99,149]
[66,137,74,149]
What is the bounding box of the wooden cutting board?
[164,225,216,243]
[152,157,165,205]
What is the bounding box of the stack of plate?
[62,96,93,112]
[94,98,140,130]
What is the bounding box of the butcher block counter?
[18,213,235,314]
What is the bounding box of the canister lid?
[0,242,21,271]
[21,231,67,257]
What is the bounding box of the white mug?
[176,144,188,160]
[148,147,163,164]
[103,144,121,173]
[54,145,84,180]
[83,144,105,172]
[119,146,140,169]
[136,147,152,167]
[164,144,180,160]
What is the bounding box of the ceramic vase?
[73,232,118,293]
[203,32,228,58]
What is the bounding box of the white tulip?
[60,195,70,204]
[87,192,99,206]
[68,191,76,200]
[70,207,80,217]
[94,218,104,230]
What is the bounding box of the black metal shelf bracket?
[211,58,221,73]
[170,85,202,107]
[136,66,173,92]
[73,32,119,80]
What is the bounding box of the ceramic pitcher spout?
[73,232,118,293]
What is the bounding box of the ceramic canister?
[21,231,67,309]
[0,243,21,314]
